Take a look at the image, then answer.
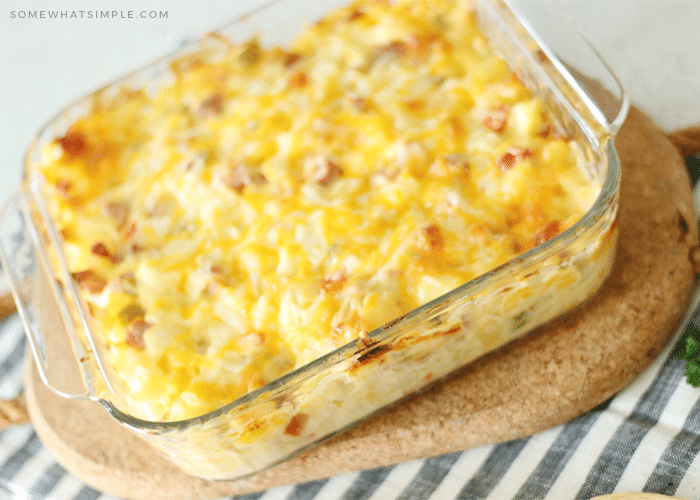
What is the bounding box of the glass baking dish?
[0,0,627,481]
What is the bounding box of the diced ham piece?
[483,106,509,133]
[198,93,224,119]
[71,270,107,294]
[57,129,88,157]
[225,165,246,192]
[283,52,302,68]
[309,157,343,187]
[416,224,444,253]
[56,179,72,196]
[284,413,309,437]
[91,242,111,258]
[532,220,561,246]
[347,10,365,21]
[125,319,150,350]
[223,164,267,193]
[105,202,130,229]
[496,146,533,172]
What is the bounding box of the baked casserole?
[6,0,622,479]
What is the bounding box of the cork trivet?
[23,107,699,500]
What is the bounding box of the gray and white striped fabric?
[3,286,700,500]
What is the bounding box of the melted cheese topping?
[39,0,599,421]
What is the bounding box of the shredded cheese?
[39,0,599,421]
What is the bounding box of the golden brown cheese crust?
[39,0,599,421]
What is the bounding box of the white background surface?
[1,0,699,208]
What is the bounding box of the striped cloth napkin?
[2,281,700,500]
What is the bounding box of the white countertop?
[1,0,699,204]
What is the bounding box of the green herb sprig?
[677,322,700,387]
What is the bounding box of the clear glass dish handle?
[0,190,91,423]
[506,0,629,136]
[0,284,28,428]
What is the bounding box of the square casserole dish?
[0,0,627,481]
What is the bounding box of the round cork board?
[24,107,699,500]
